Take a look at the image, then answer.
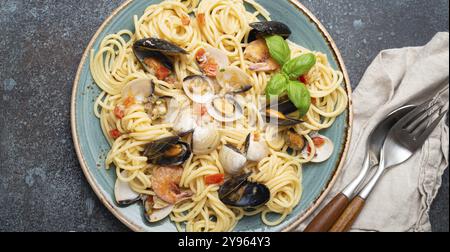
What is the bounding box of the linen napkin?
[297,32,449,232]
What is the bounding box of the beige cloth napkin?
[297,32,449,232]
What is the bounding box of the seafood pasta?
[90,0,348,232]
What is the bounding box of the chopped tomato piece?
[311,98,317,105]
[197,13,206,26]
[156,65,171,80]
[312,137,326,148]
[200,105,208,116]
[204,174,225,185]
[195,48,207,63]
[202,62,219,77]
[124,96,136,108]
[110,129,121,139]
[299,75,309,84]
[181,15,191,25]
[114,106,125,119]
[143,57,171,80]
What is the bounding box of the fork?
[329,99,448,232]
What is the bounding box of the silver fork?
[329,99,448,232]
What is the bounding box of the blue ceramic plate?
[71,0,352,232]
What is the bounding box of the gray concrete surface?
[0,0,448,232]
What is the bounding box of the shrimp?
[151,166,193,204]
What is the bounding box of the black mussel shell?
[264,97,303,126]
[232,85,253,94]
[219,173,252,200]
[134,38,188,55]
[144,136,180,158]
[219,179,270,208]
[133,49,175,72]
[144,136,191,166]
[248,21,292,42]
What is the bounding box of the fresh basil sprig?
[264,35,316,116]
[266,73,289,97]
[282,53,317,80]
[287,81,311,116]
[265,35,291,66]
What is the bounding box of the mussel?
[114,171,141,206]
[244,132,269,162]
[219,173,270,208]
[133,38,187,80]
[144,136,191,166]
[219,144,247,175]
[216,66,253,94]
[248,21,292,42]
[206,95,244,123]
[264,97,303,126]
[182,75,216,104]
[286,129,306,151]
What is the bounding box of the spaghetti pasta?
[90,0,348,232]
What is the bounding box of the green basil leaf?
[265,35,291,66]
[287,80,311,116]
[282,53,316,80]
[266,73,289,97]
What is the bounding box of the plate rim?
[70,0,353,232]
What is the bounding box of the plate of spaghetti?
[71,0,352,232]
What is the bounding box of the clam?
[133,38,187,80]
[173,110,198,136]
[182,75,215,104]
[219,173,270,208]
[121,79,154,103]
[192,124,221,155]
[309,134,334,163]
[216,66,253,94]
[142,195,174,223]
[114,171,141,206]
[144,136,191,166]
[244,132,269,162]
[219,144,247,175]
[163,97,182,124]
[264,97,303,126]
[195,45,230,77]
[207,95,244,123]
[248,21,292,42]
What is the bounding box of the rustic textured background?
[0,0,448,232]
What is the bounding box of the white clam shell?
[121,79,153,103]
[203,44,230,70]
[152,196,171,210]
[114,172,140,204]
[216,66,253,93]
[219,145,247,175]
[183,76,215,104]
[246,134,269,162]
[173,110,197,135]
[206,95,244,123]
[146,204,174,223]
[193,125,221,155]
[311,135,334,163]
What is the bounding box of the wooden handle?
[304,193,350,232]
[329,196,366,232]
